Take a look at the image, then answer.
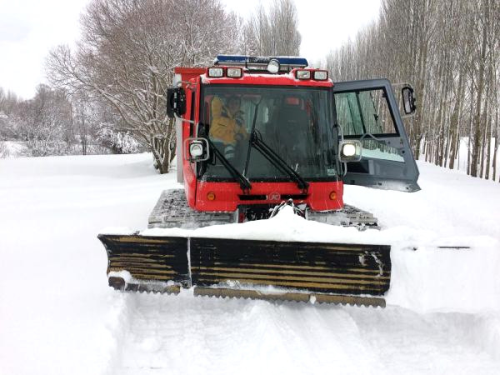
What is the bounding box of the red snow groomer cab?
[99,55,420,307]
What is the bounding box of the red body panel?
[174,66,344,214]
[196,181,343,212]
[175,68,205,208]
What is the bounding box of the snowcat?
[98,56,420,307]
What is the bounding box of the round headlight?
[190,143,204,157]
[342,143,357,157]
[267,59,280,74]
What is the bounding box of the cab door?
[333,79,420,192]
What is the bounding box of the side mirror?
[402,85,416,115]
[166,87,186,118]
[184,138,209,162]
[339,140,362,162]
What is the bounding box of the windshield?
[200,85,338,181]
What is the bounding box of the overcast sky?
[0,0,380,99]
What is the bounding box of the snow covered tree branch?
[47,0,241,173]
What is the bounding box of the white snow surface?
[1,153,499,375]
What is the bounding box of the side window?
[335,92,363,135]
[359,90,396,135]
[335,89,403,163]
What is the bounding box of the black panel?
[98,234,190,286]
[190,237,391,296]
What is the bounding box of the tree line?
[0,85,143,157]
[326,0,500,181]
[0,0,302,171]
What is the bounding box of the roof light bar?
[214,55,308,71]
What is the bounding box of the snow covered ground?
[1,153,499,375]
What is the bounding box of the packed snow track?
[111,292,500,375]
[1,153,499,375]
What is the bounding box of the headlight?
[313,70,328,81]
[189,142,204,157]
[295,70,311,80]
[341,143,357,157]
[267,59,280,74]
[338,140,362,162]
[207,67,224,78]
[227,67,243,78]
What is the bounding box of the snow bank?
[389,239,500,313]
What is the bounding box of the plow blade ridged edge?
[194,287,386,307]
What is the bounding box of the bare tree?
[13,85,73,156]
[70,90,102,155]
[269,0,301,55]
[47,0,241,173]
[245,0,301,56]
[326,0,500,182]
[0,88,22,141]
[244,5,273,55]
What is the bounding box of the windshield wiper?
[250,130,309,191]
[241,100,308,191]
[243,99,261,176]
[207,139,252,192]
[241,99,308,192]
